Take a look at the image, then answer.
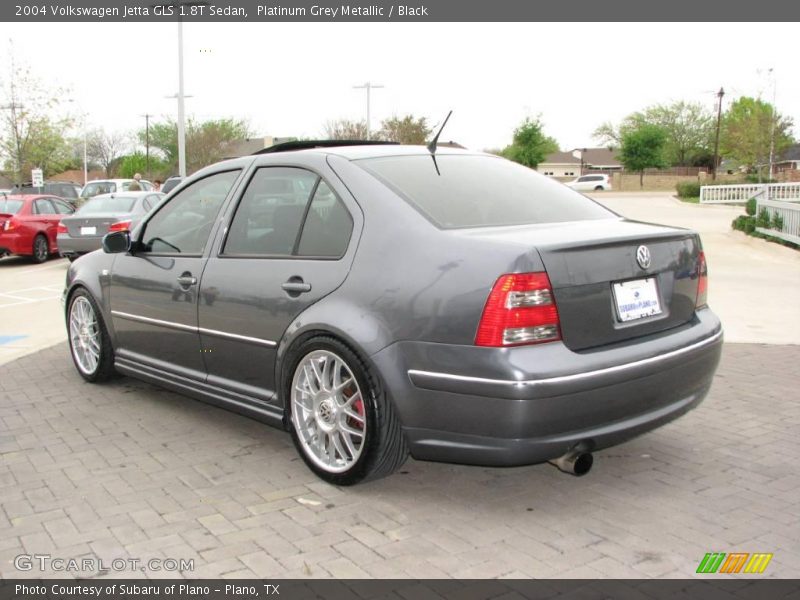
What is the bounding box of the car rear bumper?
[57,234,102,256]
[0,233,29,256]
[371,308,722,466]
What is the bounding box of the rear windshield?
[0,198,23,215]
[358,154,614,228]
[78,195,136,215]
[81,182,117,198]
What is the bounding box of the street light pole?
[141,113,153,179]
[352,82,384,140]
[712,87,725,181]
[767,68,777,181]
[177,20,187,177]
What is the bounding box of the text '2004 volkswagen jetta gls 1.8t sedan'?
[63,143,723,485]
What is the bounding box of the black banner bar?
[4,0,800,22]
[2,580,800,600]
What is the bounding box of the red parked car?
[0,194,75,263]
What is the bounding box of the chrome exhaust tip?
[549,451,593,476]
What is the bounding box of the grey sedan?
[58,191,163,260]
[63,144,722,485]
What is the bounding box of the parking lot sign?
[31,168,44,188]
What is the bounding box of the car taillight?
[3,218,18,232]
[56,222,68,234]
[475,272,561,347]
[695,251,708,308]
[108,220,131,232]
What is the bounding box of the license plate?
[613,277,662,322]
[80,226,96,236]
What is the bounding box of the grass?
[675,195,700,204]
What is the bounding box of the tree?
[620,124,668,188]
[594,101,714,166]
[721,96,794,175]
[377,114,431,144]
[323,119,368,140]
[0,54,73,182]
[502,117,558,168]
[140,117,251,175]
[117,152,168,179]
[86,128,130,177]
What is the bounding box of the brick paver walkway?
[1,343,798,579]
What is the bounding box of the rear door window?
[52,199,75,214]
[223,167,318,256]
[358,155,613,229]
[34,199,56,215]
[297,181,353,258]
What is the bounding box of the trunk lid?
[60,212,132,238]
[459,218,702,351]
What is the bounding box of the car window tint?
[358,155,614,229]
[52,199,75,214]
[143,195,159,211]
[224,167,318,256]
[78,196,137,214]
[34,198,56,215]
[0,199,23,215]
[141,170,240,255]
[297,181,353,258]
[82,182,116,198]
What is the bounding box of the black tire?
[67,255,78,263]
[283,335,408,485]
[594,185,604,191]
[66,288,118,383]
[31,234,49,263]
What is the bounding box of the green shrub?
[676,181,701,198]
[732,215,756,234]
[746,197,757,216]
[771,213,784,231]
[756,207,771,228]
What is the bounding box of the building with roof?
[538,147,623,178]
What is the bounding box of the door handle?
[177,274,197,287]
[282,279,312,294]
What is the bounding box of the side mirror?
[102,231,131,254]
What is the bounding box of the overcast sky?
[1,22,797,151]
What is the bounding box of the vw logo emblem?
[636,245,652,269]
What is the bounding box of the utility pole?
[352,81,384,140]
[141,113,153,179]
[712,87,725,181]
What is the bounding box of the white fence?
[699,182,800,204]
[756,199,800,245]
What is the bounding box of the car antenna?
[427,110,452,176]
[427,110,452,155]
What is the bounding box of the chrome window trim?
[111,311,277,347]
[408,330,723,389]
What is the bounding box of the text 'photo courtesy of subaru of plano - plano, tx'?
[57,191,165,261]
[63,141,723,485]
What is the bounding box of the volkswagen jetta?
[63,143,722,484]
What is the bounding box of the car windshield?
[0,198,24,214]
[357,154,614,229]
[82,182,117,198]
[77,195,136,215]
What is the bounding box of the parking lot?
[0,193,798,579]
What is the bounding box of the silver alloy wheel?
[69,296,101,376]
[291,350,366,473]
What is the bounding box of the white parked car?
[566,174,612,192]
[79,179,154,203]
